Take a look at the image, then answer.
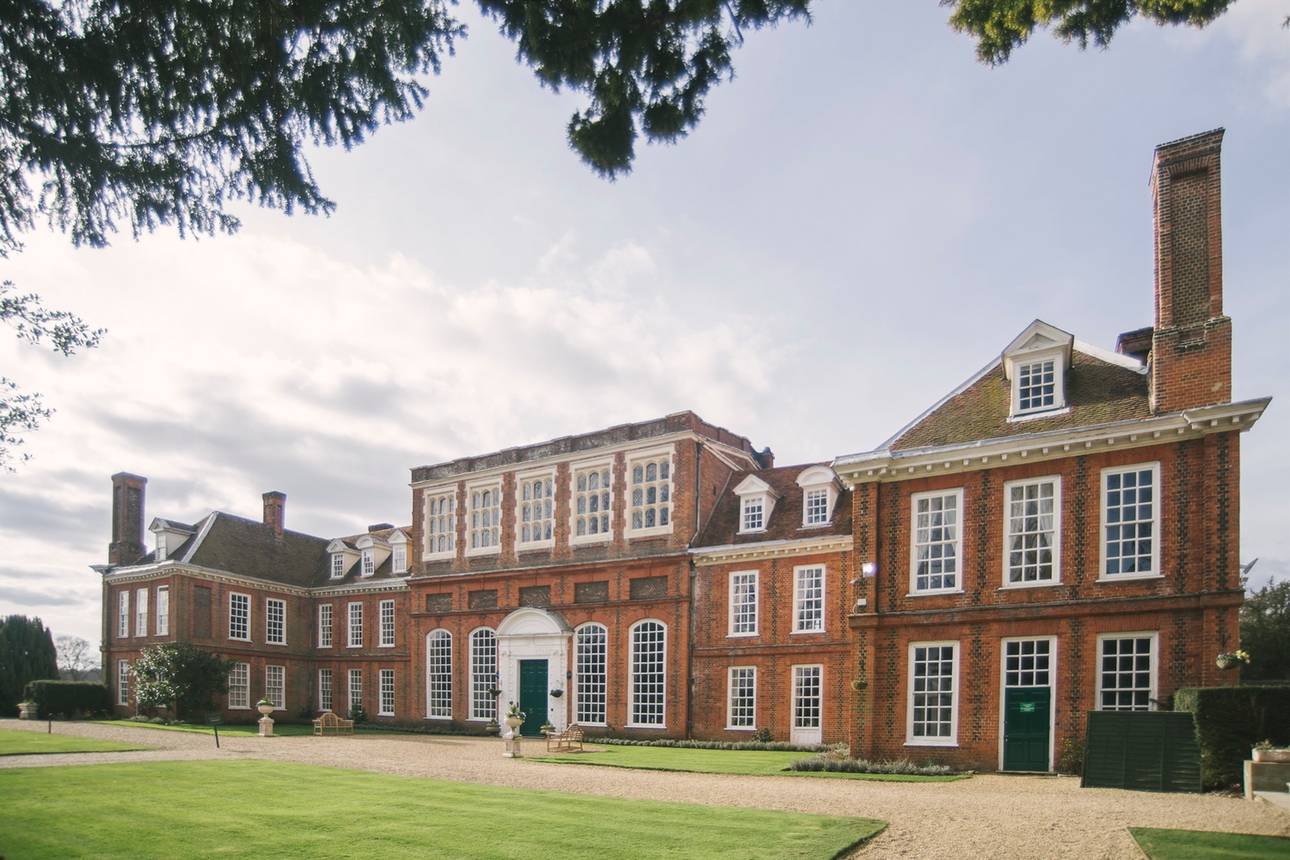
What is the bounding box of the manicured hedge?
[1174,686,1290,788]
[23,680,112,719]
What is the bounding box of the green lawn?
[1130,828,1290,860]
[0,728,152,756]
[0,761,886,859]
[529,745,968,781]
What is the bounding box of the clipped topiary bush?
[23,680,111,719]
[1174,686,1290,789]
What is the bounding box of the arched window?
[575,623,608,726]
[426,629,453,718]
[629,620,666,726]
[469,628,497,721]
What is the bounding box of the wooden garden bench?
[545,724,584,752]
[313,712,354,735]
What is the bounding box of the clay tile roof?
[184,513,332,587]
[693,463,851,549]
[889,351,1150,452]
[326,526,413,583]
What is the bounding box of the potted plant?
[549,688,564,698]
[1215,650,1249,670]
[18,699,38,720]
[503,702,525,732]
[540,720,554,734]
[487,687,503,699]
[256,697,276,716]
[1252,740,1290,763]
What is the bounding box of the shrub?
[594,737,845,753]
[131,644,239,719]
[789,755,955,776]
[1056,736,1084,776]
[1174,686,1290,788]
[348,704,368,725]
[23,680,111,719]
[751,728,773,743]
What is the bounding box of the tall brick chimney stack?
[263,491,286,538]
[1149,129,1232,414]
[109,473,147,566]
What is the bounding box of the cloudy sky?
[2,2,1286,648]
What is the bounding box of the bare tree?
[55,635,96,681]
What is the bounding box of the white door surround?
[496,607,572,732]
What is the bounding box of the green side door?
[519,660,548,737]
[1003,687,1051,771]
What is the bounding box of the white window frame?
[740,495,766,533]
[266,665,285,711]
[360,548,375,577]
[347,602,363,648]
[266,598,286,645]
[118,590,129,638]
[791,664,823,742]
[155,586,169,637]
[571,459,614,545]
[728,570,759,637]
[319,668,333,712]
[348,668,362,715]
[727,666,757,730]
[379,668,395,717]
[628,619,667,728]
[792,565,825,633]
[466,481,502,556]
[803,488,829,526]
[423,487,458,559]
[330,552,346,579]
[906,640,959,747]
[135,588,148,637]
[468,627,497,722]
[379,599,396,648]
[229,592,250,641]
[1007,349,1066,418]
[391,543,407,575]
[575,622,608,726]
[1096,631,1158,712]
[229,662,250,709]
[626,447,674,538]
[117,659,130,705]
[318,604,333,648]
[1002,476,1062,588]
[1099,462,1162,582]
[516,470,556,549]
[910,488,964,595]
[426,629,453,719]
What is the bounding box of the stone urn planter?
[503,715,524,734]
[18,701,38,720]
[257,703,275,717]
[1252,748,1290,763]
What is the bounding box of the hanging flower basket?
[1215,650,1249,670]
[550,689,564,698]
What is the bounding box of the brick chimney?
[109,472,147,565]
[1149,129,1231,414]
[263,491,286,538]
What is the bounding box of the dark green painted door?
[1003,687,1051,771]
[519,660,548,737]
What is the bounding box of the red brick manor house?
[100,131,1269,771]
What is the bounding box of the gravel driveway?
[3,719,1286,859]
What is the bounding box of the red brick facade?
[100,131,1269,769]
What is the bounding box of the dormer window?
[361,548,375,577]
[389,531,408,575]
[331,553,346,579]
[155,533,167,561]
[1002,320,1073,420]
[795,466,841,528]
[733,474,779,535]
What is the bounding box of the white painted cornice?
[833,398,1270,486]
[99,562,408,598]
[690,534,853,566]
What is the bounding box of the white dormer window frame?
[326,540,359,580]
[1002,320,1074,421]
[389,531,408,575]
[795,466,841,528]
[331,552,346,579]
[361,548,375,577]
[733,474,779,536]
[155,532,167,561]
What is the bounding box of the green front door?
[519,660,548,737]
[1003,687,1051,771]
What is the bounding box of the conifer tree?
[0,615,60,713]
